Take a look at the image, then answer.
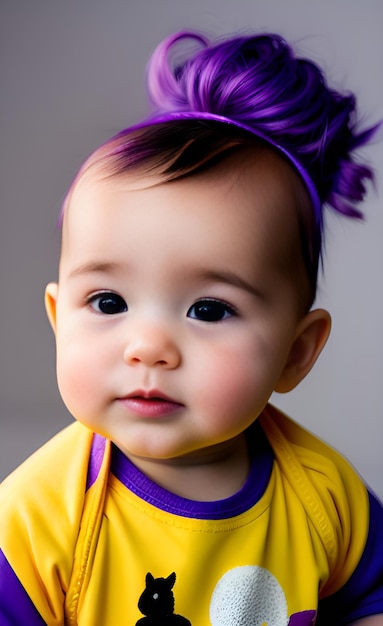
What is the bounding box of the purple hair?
[146,31,377,219]
[63,30,379,303]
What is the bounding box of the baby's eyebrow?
[196,269,262,299]
[68,261,123,278]
[67,263,262,298]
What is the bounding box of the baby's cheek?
[56,345,100,417]
[200,357,260,417]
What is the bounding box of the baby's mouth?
[119,390,184,418]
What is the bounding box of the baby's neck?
[124,434,250,502]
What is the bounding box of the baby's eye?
[87,292,128,315]
[187,299,237,322]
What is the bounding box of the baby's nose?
[123,324,181,369]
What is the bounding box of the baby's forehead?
[62,146,307,258]
[62,146,306,263]
[59,149,311,308]
[67,143,305,212]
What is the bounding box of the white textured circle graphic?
[210,565,289,626]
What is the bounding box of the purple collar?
[109,420,273,520]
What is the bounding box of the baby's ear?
[45,282,58,332]
[275,309,331,393]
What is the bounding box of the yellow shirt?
[1,405,381,625]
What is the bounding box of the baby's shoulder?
[261,404,371,583]
[262,403,363,486]
[0,421,93,520]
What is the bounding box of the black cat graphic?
[135,572,191,625]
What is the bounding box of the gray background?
[1,0,382,498]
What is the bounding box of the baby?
[1,30,382,625]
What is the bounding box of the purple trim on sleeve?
[317,491,383,624]
[0,550,46,625]
[86,433,106,490]
[111,421,274,519]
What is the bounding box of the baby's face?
[46,149,320,467]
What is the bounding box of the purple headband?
[137,30,378,230]
[64,29,377,292]
[127,110,322,223]
[58,30,378,305]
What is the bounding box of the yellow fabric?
[0,422,92,624]
[0,406,370,625]
[260,406,369,596]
